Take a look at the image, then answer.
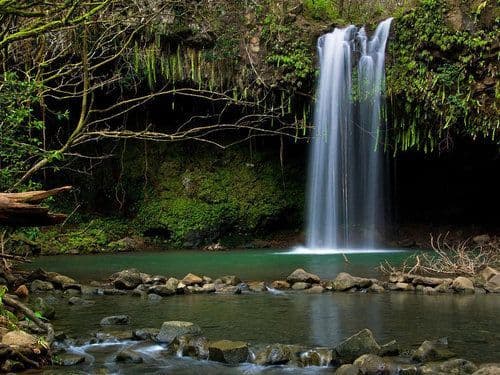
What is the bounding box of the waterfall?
[306,19,392,250]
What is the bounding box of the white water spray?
[306,19,393,250]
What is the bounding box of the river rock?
[202,276,213,284]
[434,281,453,293]
[369,284,385,293]
[215,285,242,294]
[57,353,86,366]
[48,273,77,288]
[292,282,311,290]
[208,340,249,365]
[412,276,451,287]
[133,328,160,341]
[287,268,321,284]
[254,344,293,365]
[389,282,415,291]
[305,285,325,293]
[148,284,175,296]
[479,267,498,283]
[148,293,162,302]
[334,329,381,363]
[202,283,216,293]
[353,354,391,375]
[1,359,24,372]
[2,330,37,347]
[439,358,478,374]
[333,273,372,291]
[115,349,143,363]
[182,273,203,286]
[219,275,241,286]
[271,280,290,289]
[298,348,333,367]
[379,340,399,356]
[102,288,127,295]
[172,334,209,359]
[111,269,143,290]
[335,364,362,374]
[412,338,455,362]
[68,297,95,306]
[156,321,202,344]
[33,297,56,319]
[165,277,179,290]
[30,279,54,292]
[248,281,266,292]
[452,277,475,294]
[484,274,500,293]
[100,315,130,326]
[14,284,29,298]
[63,288,81,297]
[473,364,500,374]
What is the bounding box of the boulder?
[254,344,293,365]
[63,288,81,297]
[271,280,290,289]
[305,285,325,294]
[335,364,362,375]
[286,268,321,284]
[148,285,175,296]
[353,354,391,375]
[434,281,453,293]
[484,274,500,293]
[412,276,450,287]
[2,330,37,347]
[292,282,311,290]
[172,334,209,359]
[102,288,127,295]
[48,273,77,288]
[32,297,56,319]
[479,267,498,283]
[208,340,249,365]
[248,281,266,292]
[30,279,54,292]
[133,328,160,341]
[202,283,216,293]
[110,269,143,290]
[68,297,95,306]
[215,285,242,294]
[115,349,143,364]
[56,353,86,366]
[473,364,500,375]
[156,321,202,344]
[14,284,29,298]
[379,340,399,356]
[439,358,477,374]
[334,329,381,363]
[182,273,203,286]
[220,275,241,286]
[388,282,415,292]
[298,348,332,367]
[148,293,162,302]
[452,277,475,294]
[100,315,131,326]
[202,276,213,284]
[333,273,372,291]
[412,338,455,362]
[369,284,385,293]
[165,277,179,290]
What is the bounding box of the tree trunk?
[0,186,71,227]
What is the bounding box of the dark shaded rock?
[30,279,54,292]
[353,354,391,375]
[171,334,209,359]
[33,297,56,319]
[100,315,130,326]
[56,353,86,366]
[156,321,201,344]
[335,364,362,374]
[115,349,143,363]
[220,275,241,286]
[286,268,321,284]
[208,340,249,365]
[110,269,143,290]
[484,274,500,293]
[254,344,293,365]
[148,293,162,302]
[133,328,160,341]
[1,359,24,372]
[334,329,381,363]
[412,338,455,362]
[248,281,266,292]
[63,289,81,297]
[102,288,127,295]
[379,340,399,356]
[412,276,451,287]
[292,282,311,290]
[298,348,333,367]
[148,285,175,296]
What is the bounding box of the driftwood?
[0,186,71,227]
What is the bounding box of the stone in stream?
[110,268,143,290]
[133,328,160,341]
[56,353,86,366]
[291,282,311,290]
[369,284,385,293]
[248,281,266,292]
[32,297,56,319]
[100,315,131,326]
[165,277,179,290]
[353,354,393,375]
[156,321,202,344]
[115,349,143,364]
[170,334,209,359]
[208,340,249,365]
[335,364,362,375]
[182,273,203,286]
[148,293,162,302]
[253,344,294,366]
[305,285,325,293]
[473,364,500,375]
[286,268,321,284]
[378,340,399,356]
[30,279,55,292]
[148,285,175,296]
[215,285,242,294]
[271,280,290,289]
[219,275,241,286]
[484,274,500,293]
[332,273,372,291]
[452,277,475,294]
[201,283,216,293]
[102,288,127,295]
[419,358,477,374]
[47,272,77,288]
[412,276,452,287]
[412,338,455,362]
[333,329,381,363]
[1,330,38,347]
[298,348,333,367]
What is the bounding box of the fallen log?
[0,186,71,227]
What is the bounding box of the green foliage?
[0,72,44,191]
[0,285,18,329]
[303,0,339,21]
[387,0,498,152]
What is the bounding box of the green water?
[27,249,409,282]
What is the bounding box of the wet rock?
[254,344,293,365]
[412,338,455,362]
[389,282,415,292]
[115,349,143,363]
[172,334,209,359]
[335,364,362,374]
[56,353,86,366]
[298,348,332,367]
[148,293,162,302]
[473,364,500,374]
[2,330,37,347]
[305,285,325,294]
[452,277,475,294]
[353,354,391,375]
[334,329,381,363]
[292,282,311,290]
[100,315,130,326]
[287,268,321,284]
[379,340,399,356]
[202,276,213,284]
[30,279,54,292]
[202,283,216,293]
[33,297,56,319]
[333,273,372,291]
[14,284,29,298]
[110,269,143,290]
[48,273,77,288]
[148,285,175,296]
[133,328,160,341]
[96,330,133,341]
[220,275,241,286]
[62,283,82,292]
[271,280,290,289]
[423,286,438,295]
[412,276,451,287]
[434,281,453,293]
[63,289,81,297]
[131,289,147,298]
[165,277,179,290]
[149,275,166,284]
[102,288,127,295]
[484,274,500,293]
[182,273,203,286]
[208,340,249,365]
[215,285,242,294]
[389,272,411,283]
[248,281,266,292]
[369,284,385,293]
[176,282,187,294]
[439,358,477,374]
[156,321,202,344]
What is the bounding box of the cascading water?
[306,19,392,250]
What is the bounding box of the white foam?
[277,247,407,255]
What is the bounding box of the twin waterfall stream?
[306,19,393,251]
